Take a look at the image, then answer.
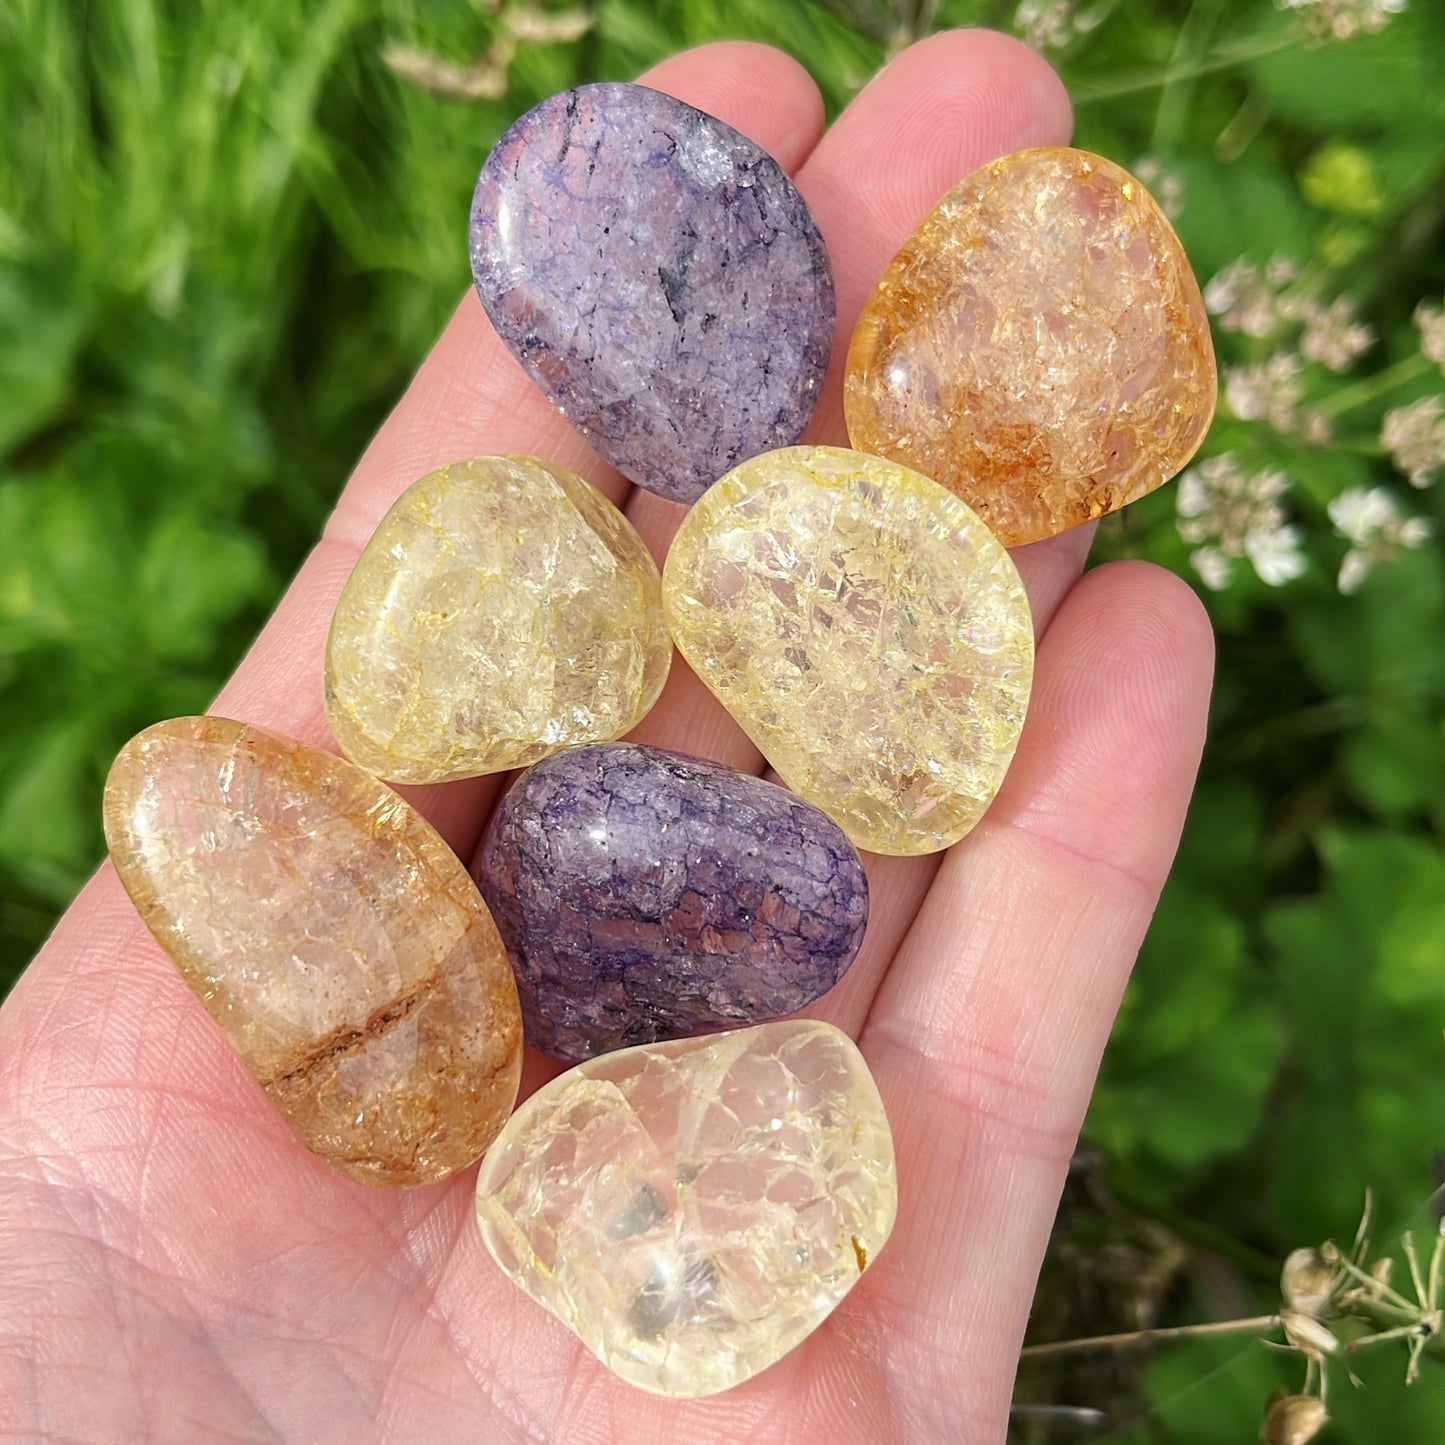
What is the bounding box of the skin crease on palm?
[0,31,1214,1445]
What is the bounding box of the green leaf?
[135,512,271,662]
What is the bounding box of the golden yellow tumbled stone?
[103,716,523,1186]
[326,456,671,784]
[845,147,1217,547]
[663,446,1033,856]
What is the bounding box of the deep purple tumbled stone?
[476,743,868,1062]
[469,83,835,505]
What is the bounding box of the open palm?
[0,33,1213,1443]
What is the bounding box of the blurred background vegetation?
[3,0,1443,1437]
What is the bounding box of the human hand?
[0,32,1213,1442]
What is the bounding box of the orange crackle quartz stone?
[845,147,1217,547]
[103,716,523,1186]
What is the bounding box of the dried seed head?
[1371,1256,1394,1287]
[1261,1393,1329,1445]
[1282,1247,1337,1316]
[1281,1308,1341,1359]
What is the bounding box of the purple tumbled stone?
[469,83,835,505]
[476,743,868,1062]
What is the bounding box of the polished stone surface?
[104,716,523,1186]
[663,446,1033,855]
[325,456,670,785]
[470,83,834,504]
[475,1020,896,1397]
[476,743,868,1061]
[845,146,1217,547]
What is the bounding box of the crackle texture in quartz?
[845,147,1217,547]
[469,83,835,504]
[476,743,868,1062]
[325,456,670,785]
[662,446,1033,856]
[475,1019,896,1397]
[103,716,523,1186]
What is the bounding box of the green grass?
[5,0,1445,1436]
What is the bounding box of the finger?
[614,28,1076,799]
[854,562,1213,1436]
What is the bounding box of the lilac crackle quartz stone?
[469,83,836,505]
[476,743,868,1061]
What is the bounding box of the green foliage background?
[3,0,1444,1436]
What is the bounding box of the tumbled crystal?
[663,446,1033,856]
[325,456,670,785]
[476,743,868,1061]
[469,83,835,504]
[475,1020,896,1397]
[845,147,1217,547]
[103,716,523,1186]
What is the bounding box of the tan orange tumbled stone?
[104,716,523,1186]
[845,147,1217,547]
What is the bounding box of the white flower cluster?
[1133,155,1185,221]
[1176,454,1307,589]
[1328,487,1432,593]
[1013,0,1101,51]
[1225,353,1305,432]
[1299,296,1376,372]
[1204,255,1300,338]
[1414,296,1445,370]
[1380,396,1445,489]
[1276,0,1407,42]
[1206,256,1374,436]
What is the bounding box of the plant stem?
[1317,353,1434,419]
[1074,34,1296,103]
[1019,1314,1280,1359]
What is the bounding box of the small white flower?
[1337,548,1371,594]
[1381,395,1445,487]
[1176,454,1305,587]
[1299,296,1374,372]
[1190,546,1234,590]
[1300,408,1334,445]
[1206,257,1284,338]
[1277,0,1407,42]
[1225,353,1305,432]
[1133,156,1185,221]
[1014,0,1075,49]
[1327,485,1432,592]
[1245,524,1308,585]
[1414,298,1445,370]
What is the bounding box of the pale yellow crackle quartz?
[663,446,1034,855]
[475,1019,897,1398]
[325,456,671,785]
[845,147,1217,547]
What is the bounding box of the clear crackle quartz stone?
[474,1019,897,1397]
